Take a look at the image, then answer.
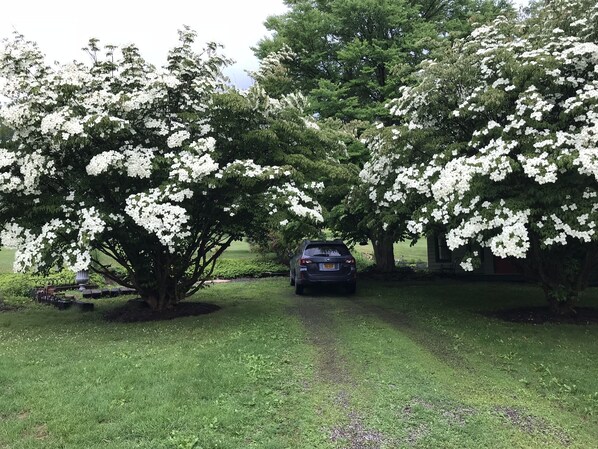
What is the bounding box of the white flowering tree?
[0,29,327,312]
[366,0,598,314]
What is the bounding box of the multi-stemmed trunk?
[527,234,598,316]
[137,279,186,312]
[91,233,233,314]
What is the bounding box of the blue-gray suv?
[289,240,357,295]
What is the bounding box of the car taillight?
[345,258,356,265]
[300,258,313,266]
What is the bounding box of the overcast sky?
[2,0,528,90]
[0,0,289,89]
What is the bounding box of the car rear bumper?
[298,271,356,285]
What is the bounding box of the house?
[427,234,525,280]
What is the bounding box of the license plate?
[324,263,334,269]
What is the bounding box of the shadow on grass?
[484,306,598,325]
[104,300,221,323]
[293,284,356,298]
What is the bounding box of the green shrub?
[248,230,299,265]
[0,294,31,307]
[211,258,287,279]
[105,266,130,284]
[354,252,375,273]
[0,271,106,297]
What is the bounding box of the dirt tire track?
[290,296,350,384]
[288,295,386,449]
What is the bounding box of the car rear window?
[304,245,350,257]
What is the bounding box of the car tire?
[290,271,295,286]
[346,283,356,295]
[295,283,304,295]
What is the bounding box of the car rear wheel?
[295,283,304,295]
[346,283,356,295]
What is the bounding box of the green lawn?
[0,241,263,277]
[0,239,426,276]
[1,279,597,448]
[353,239,428,264]
[0,248,15,273]
[220,240,256,260]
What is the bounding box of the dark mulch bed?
[360,269,433,282]
[105,300,220,323]
[486,307,598,325]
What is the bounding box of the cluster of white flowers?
[144,118,168,134]
[1,207,107,272]
[52,63,92,88]
[40,111,66,134]
[86,147,155,179]
[167,130,191,148]
[305,181,325,192]
[86,150,125,176]
[270,183,324,223]
[168,136,219,183]
[0,150,56,194]
[77,207,106,244]
[0,222,26,249]
[0,104,30,129]
[62,248,93,272]
[169,152,219,182]
[122,90,159,112]
[124,147,155,179]
[414,206,532,264]
[518,152,558,184]
[38,111,85,141]
[125,188,191,253]
[542,212,596,246]
[1,219,62,272]
[460,257,474,271]
[189,137,216,154]
[0,148,17,170]
[289,203,323,222]
[222,159,279,179]
[57,207,107,271]
[575,147,598,181]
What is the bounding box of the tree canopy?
[256,0,511,122]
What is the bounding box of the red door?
[494,257,524,275]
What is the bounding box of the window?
[304,245,350,257]
[435,234,451,262]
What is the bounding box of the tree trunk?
[376,63,386,87]
[544,289,579,316]
[140,288,182,311]
[527,233,598,317]
[372,231,395,273]
[94,237,231,316]
[136,272,184,312]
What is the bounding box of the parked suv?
[289,240,357,295]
